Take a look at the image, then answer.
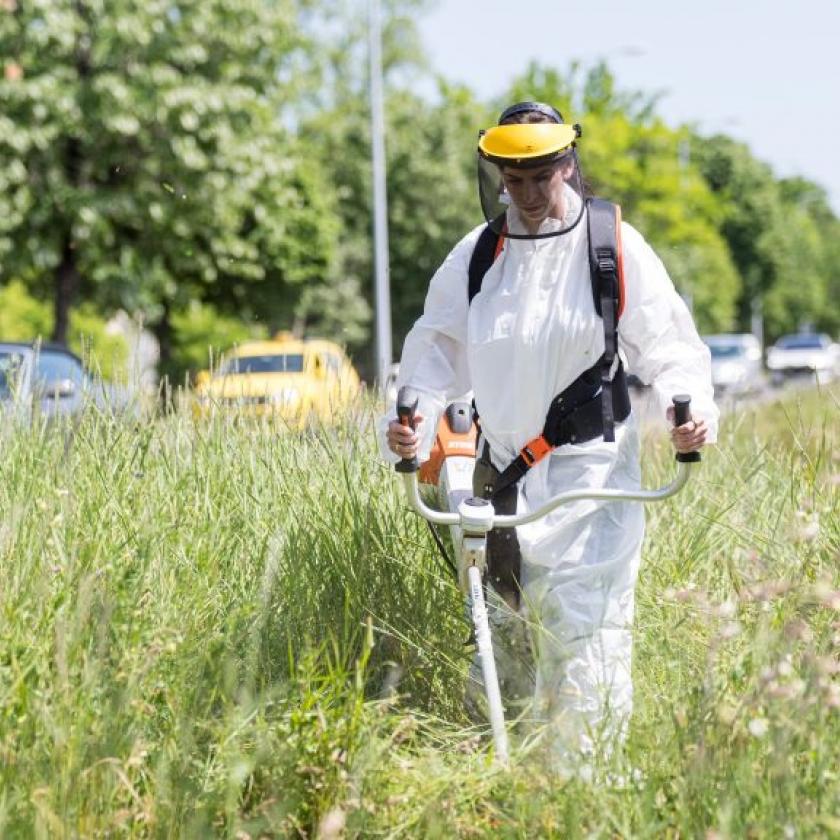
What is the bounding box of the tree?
[767,178,840,337]
[691,137,840,339]
[692,135,787,332]
[299,0,484,370]
[0,0,346,378]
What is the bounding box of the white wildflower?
[317,807,346,839]
[748,717,769,738]
[718,621,741,640]
[715,600,737,619]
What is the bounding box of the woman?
[380,101,717,766]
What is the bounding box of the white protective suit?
[379,191,718,761]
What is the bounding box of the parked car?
[0,341,133,422]
[702,333,764,396]
[193,332,361,427]
[766,333,840,386]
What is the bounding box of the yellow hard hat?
[478,122,580,168]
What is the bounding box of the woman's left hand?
[666,406,709,453]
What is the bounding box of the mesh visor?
[477,150,585,239]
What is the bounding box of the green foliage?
[0,390,837,834]
[382,85,490,343]
[0,279,52,338]
[69,303,129,381]
[766,177,840,337]
[0,0,355,354]
[0,279,127,379]
[170,300,268,378]
[691,136,840,339]
[692,136,790,331]
[300,2,480,364]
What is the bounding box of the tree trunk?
[52,234,79,346]
[50,4,91,346]
[153,299,173,380]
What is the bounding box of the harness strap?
[599,265,619,442]
[468,220,506,304]
[588,198,623,444]
[487,359,631,498]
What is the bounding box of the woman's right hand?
[386,413,424,460]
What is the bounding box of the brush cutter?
[394,387,700,766]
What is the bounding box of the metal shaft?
[494,462,692,527]
[468,564,509,765]
[368,0,392,389]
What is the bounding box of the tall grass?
[0,389,837,837]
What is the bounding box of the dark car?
[0,341,133,422]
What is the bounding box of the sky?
[416,0,840,213]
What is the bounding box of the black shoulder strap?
[468,224,500,304]
[586,197,620,317]
[586,196,621,442]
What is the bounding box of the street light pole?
[369,0,392,389]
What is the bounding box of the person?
[378,100,717,768]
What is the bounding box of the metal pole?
[369,0,392,389]
[467,563,510,766]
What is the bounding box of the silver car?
[702,333,764,396]
[0,342,133,422]
[766,333,840,386]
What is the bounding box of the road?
[630,375,827,428]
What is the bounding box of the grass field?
[0,387,838,838]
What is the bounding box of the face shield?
[477,122,585,239]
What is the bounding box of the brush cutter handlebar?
[400,460,693,534]
[395,390,698,534]
[395,388,421,474]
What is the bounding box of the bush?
[171,300,269,382]
[0,280,128,380]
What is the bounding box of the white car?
[703,333,764,396]
[766,333,840,386]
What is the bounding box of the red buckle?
[520,435,553,467]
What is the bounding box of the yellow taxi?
[194,332,361,427]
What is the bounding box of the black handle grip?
[672,394,701,463]
[395,386,420,474]
[672,394,692,427]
